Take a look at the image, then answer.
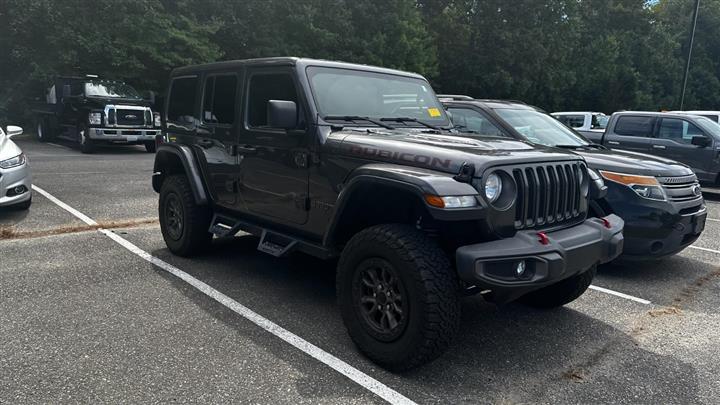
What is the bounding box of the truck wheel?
[78,124,94,154]
[37,119,54,142]
[337,224,460,371]
[518,265,596,308]
[144,141,157,153]
[159,175,212,256]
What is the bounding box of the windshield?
[494,108,589,147]
[84,81,141,99]
[695,116,720,138]
[306,66,449,127]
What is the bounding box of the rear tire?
[337,224,460,371]
[159,175,212,256]
[518,265,596,308]
[144,141,157,153]
[78,124,94,154]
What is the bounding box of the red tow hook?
[537,232,550,245]
[601,217,612,229]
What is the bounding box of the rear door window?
[202,74,238,126]
[614,116,655,137]
[167,76,199,125]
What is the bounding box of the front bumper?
[456,215,624,303]
[0,162,32,207]
[88,127,159,142]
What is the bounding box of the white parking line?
[689,245,720,255]
[32,185,97,226]
[706,218,720,223]
[31,185,416,405]
[588,285,651,305]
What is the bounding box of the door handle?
[652,145,666,150]
[607,141,620,145]
[236,145,257,154]
[197,139,214,148]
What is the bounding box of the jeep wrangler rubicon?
[152,58,624,371]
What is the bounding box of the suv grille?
[511,162,587,230]
[116,108,148,127]
[658,175,702,203]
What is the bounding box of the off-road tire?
[78,123,94,154]
[337,224,460,371]
[144,141,157,153]
[159,175,212,256]
[518,265,596,308]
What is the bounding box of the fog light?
[515,261,526,277]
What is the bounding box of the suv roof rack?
[437,94,475,101]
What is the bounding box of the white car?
[670,110,720,125]
[551,111,609,139]
[0,125,32,209]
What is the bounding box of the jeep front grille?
[511,162,587,230]
[658,175,703,203]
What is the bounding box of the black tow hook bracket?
[453,162,475,183]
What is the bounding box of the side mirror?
[145,91,156,104]
[267,100,297,129]
[62,84,72,99]
[6,125,23,138]
[691,136,710,147]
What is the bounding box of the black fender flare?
[323,163,485,247]
[152,143,209,205]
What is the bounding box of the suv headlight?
[88,112,102,126]
[154,112,161,127]
[599,170,666,201]
[484,173,502,203]
[0,153,26,169]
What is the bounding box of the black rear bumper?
[455,215,624,303]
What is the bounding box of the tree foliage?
[0,0,718,122]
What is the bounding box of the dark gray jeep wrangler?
[152,58,624,370]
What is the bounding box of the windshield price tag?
[427,108,441,117]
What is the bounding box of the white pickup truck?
[551,111,609,139]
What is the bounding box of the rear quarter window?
[614,115,654,137]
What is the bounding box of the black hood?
[575,148,693,177]
[85,96,152,108]
[326,129,583,176]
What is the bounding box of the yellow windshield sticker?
[428,108,441,117]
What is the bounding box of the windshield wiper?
[323,115,396,130]
[379,117,443,131]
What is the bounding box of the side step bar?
[208,213,335,259]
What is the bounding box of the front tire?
[144,141,157,153]
[37,119,54,142]
[159,175,212,256]
[78,124,94,154]
[13,197,32,210]
[337,224,460,371]
[518,265,596,308]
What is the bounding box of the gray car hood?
[576,147,694,177]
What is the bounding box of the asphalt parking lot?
[2,134,720,404]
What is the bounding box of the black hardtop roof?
[171,57,427,80]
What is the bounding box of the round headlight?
[484,173,502,203]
